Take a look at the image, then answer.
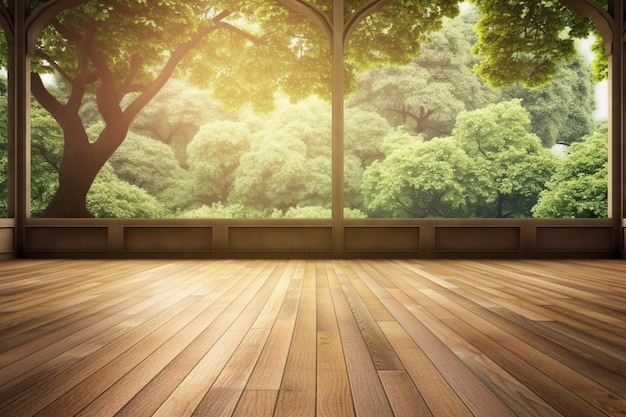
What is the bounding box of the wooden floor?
[0,259,625,417]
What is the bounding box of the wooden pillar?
[332,1,345,257]
[609,0,625,256]
[8,0,30,256]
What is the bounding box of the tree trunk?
[40,146,107,218]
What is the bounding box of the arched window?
[29,1,332,219]
[344,2,608,220]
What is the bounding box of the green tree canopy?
[87,165,166,218]
[533,124,608,218]
[8,0,608,218]
[226,98,332,214]
[361,132,492,218]
[26,0,335,217]
[187,120,252,206]
[109,131,193,213]
[454,100,557,217]
[129,79,227,167]
[501,54,596,147]
[470,0,602,88]
[347,11,498,140]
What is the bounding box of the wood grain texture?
[0,259,624,417]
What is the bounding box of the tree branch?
[51,17,82,43]
[31,142,61,173]
[33,50,73,83]
[123,12,261,123]
[118,55,145,98]
[31,72,65,123]
[65,24,101,114]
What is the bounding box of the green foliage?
[362,100,559,218]
[343,107,392,210]
[345,108,392,167]
[274,206,332,219]
[454,100,557,217]
[178,202,262,219]
[87,165,166,218]
[362,133,491,218]
[589,34,608,82]
[130,79,226,166]
[109,132,194,212]
[228,96,332,213]
[347,12,498,140]
[471,0,597,88]
[30,103,64,217]
[533,124,608,218]
[187,120,252,205]
[13,1,611,219]
[229,139,308,212]
[501,54,596,147]
[346,0,460,72]
[28,0,337,217]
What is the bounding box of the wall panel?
[0,227,14,254]
[435,227,521,252]
[228,226,333,252]
[123,227,212,252]
[344,226,420,252]
[24,226,108,252]
[536,226,614,252]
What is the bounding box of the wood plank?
[24,262,274,417]
[379,370,434,417]
[328,269,395,417]
[245,319,295,390]
[418,286,626,417]
[378,320,480,417]
[97,261,282,417]
[232,390,278,417]
[0,258,624,417]
[317,261,355,417]
[189,328,269,417]
[274,261,317,417]
[333,262,404,370]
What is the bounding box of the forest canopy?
[0,0,611,219]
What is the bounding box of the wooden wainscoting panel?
[536,227,614,252]
[343,227,420,252]
[435,226,521,252]
[0,227,14,253]
[123,226,212,252]
[24,227,108,252]
[228,227,333,252]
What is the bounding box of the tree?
[453,100,558,217]
[361,131,492,218]
[186,120,251,206]
[471,0,602,88]
[27,0,333,217]
[532,123,608,218]
[109,131,194,213]
[30,103,65,217]
[344,108,392,210]
[225,96,332,215]
[346,11,499,140]
[87,165,166,218]
[14,0,604,217]
[129,79,226,167]
[229,138,308,213]
[501,54,596,147]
